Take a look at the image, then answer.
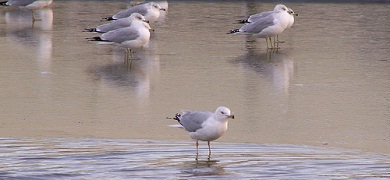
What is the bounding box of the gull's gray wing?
[240,15,275,33]
[97,18,132,33]
[179,111,213,132]
[113,4,148,19]
[101,27,139,43]
[248,11,273,23]
[6,0,38,6]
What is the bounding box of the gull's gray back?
[97,18,132,32]
[101,27,139,43]
[240,15,275,33]
[248,11,273,23]
[113,4,148,19]
[6,0,38,6]
[180,111,213,132]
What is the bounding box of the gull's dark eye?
[221,111,225,115]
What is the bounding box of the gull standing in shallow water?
[87,16,151,60]
[85,13,148,33]
[168,106,235,161]
[103,2,166,23]
[238,6,298,47]
[228,4,292,49]
[0,0,53,21]
[239,6,298,25]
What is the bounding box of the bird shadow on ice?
[3,7,53,29]
[179,159,227,177]
[88,47,160,98]
[4,8,53,46]
[231,43,295,96]
[4,8,53,73]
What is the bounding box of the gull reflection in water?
[234,39,295,97]
[180,160,227,177]
[90,43,160,101]
[5,7,53,73]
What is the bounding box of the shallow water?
[0,0,389,178]
[1,138,389,179]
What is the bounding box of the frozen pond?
[0,0,389,178]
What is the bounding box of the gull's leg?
[207,141,211,161]
[125,49,130,62]
[276,36,280,49]
[266,38,270,49]
[32,10,41,21]
[32,10,36,21]
[268,37,274,49]
[126,49,133,59]
[273,36,277,48]
[195,140,199,161]
[125,49,133,69]
[126,48,141,60]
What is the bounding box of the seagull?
[0,0,53,21]
[128,0,168,11]
[168,106,235,161]
[228,4,293,49]
[239,6,298,24]
[103,2,166,23]
[238,5,298,48]
[85,13,148,33]
[87,16,151,60]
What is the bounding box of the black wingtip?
[84,28,97,32]
[173,113,181,121]
[86,36,103,41]
[237,19,249,24]
[227,29,240,34]
[0,1,8,6]
[166,113,181,122]
[102,17,115,21]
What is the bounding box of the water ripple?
[0,138,389,179]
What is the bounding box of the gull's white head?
[215,106,235,120]
[274,4,289,13]
[130,13,148,22]
[149,2,166,11]
[131,17,151,30]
